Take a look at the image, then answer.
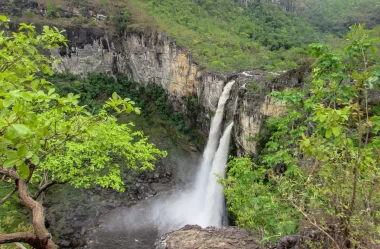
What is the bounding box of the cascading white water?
[190,81,236,219]
[106,81,237,236]
[199,122,234,227]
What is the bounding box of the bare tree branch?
[0,187,17,204]
[33,180,69,200]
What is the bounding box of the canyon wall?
[52,28,304,155]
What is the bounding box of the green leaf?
[3,158,18,168]
[319,114,327,122]
[18,162,29,179]
[0,117,8,129]
[19,92,33,101]
[325,129,332,138]
[135,108,141,115]
[11,124,31,136]
[17,144,28,157]
[3,98,11,107]
[332,127,341,137]
[48,88,55,95]
[6,150,17,159]
[30,154,40,165]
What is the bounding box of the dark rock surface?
[43,172,171,248]
[41,147,200,248]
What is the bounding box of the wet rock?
[59,240,71,247]
[189,144,199,152]
[66,215,74,221]
[160,177,171,184]
[70,238,86,247]
[155,225,261,249]
[72,221,86,228]
[61,227,74,236]
[275,235,298,249]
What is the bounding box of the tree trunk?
[0,233,41,249]
[16,179,57,249]
[0,168,57,249]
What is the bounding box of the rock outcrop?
[155,225,311,249]
[155,225,261,249]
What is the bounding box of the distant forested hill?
[124,0,380,71]
[1,0,379,71]
[294,0,380,36]
[235,0,380,35]
[125,0,320,71]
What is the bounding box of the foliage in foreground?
[223,25,380,248]
[0,17,166,248]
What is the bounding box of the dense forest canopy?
[122,0,380,70]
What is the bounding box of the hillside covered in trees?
[1,0,379,71]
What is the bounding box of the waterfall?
[193,80,235,196]
[112,81,237,234]
[200,122,234,227]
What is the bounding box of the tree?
[223,24,380,247]
[0,16,166,249]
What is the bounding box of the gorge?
[43,26,307,248]
[3,1,378,248]
[51,27,296,156]
[88,80,236,248]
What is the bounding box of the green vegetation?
[125,0,316,71]
[296,0,380,36]
[2,0,379,72]
[223,25,380,247]
[47,72,203,144]
[0,17,165,248]
[117,8,131,34]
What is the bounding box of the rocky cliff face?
[52,28,305,155]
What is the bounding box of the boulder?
[155,225,261,249]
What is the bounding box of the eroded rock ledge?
[155,225,304,249]
[155,225,261,249]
